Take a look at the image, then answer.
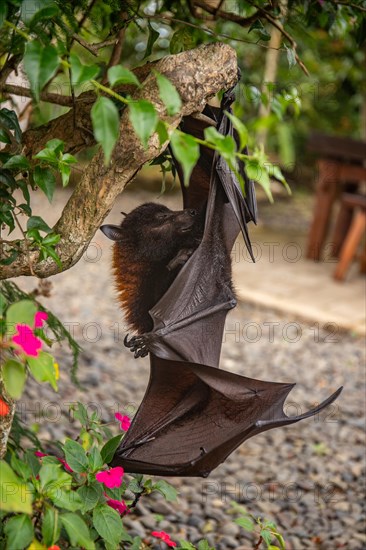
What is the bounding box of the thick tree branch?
[0,43,238,279]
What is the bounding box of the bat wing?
[112,356,343,477]
[144,91,256,366]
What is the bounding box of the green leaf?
[59,162,71,187]
[155,71,182,116]
[63,439,89,473]
[285,44,297,68]
[39,463,71,491]
[144,22,160,59]
[225,112,248,152]
[0,461,33,514]
[91,97,120,165]
[77,483,103,512]
[245,159,273,202]
[108,66,140,88]
[4,514,34,549]
[260,529,273,546]
[33,166,56,202]
[179,541,196,549]
[156,120,169,146]
[128,100,157,149]
[0,128,11,144]
[0,109,22,142]
[170,27,195,54]
[27,351,58,391]
[42,506,60,547]
[2,359,27,399]
[0,292,7,314]
[170,131,199,186]
[100,434,122,464]
[204,126,236,156]
[153,479,178,502]
[2,155,30,171]
[88,447,103,472]
[48,489,84,512]
[0,3,8,28]
[42,139,64,154]
[27,216,52,233]
[6,300,37,333]
[23,41,59,102]
[70,54,99,86]
[41,233,60,246]
[28,3,60,28]
[234,516,255,531]
[61,513,95,549]
[93,504,124,545]
[11,454,32,481]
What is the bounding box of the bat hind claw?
[124,333,150,358]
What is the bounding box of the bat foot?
[124,334,150,358]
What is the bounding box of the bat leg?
[124,333,150,358]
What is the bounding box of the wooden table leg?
[306,159,339,261]
[334,210,366,281]
[332,203,354,257]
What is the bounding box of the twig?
[0,84,75,106]
[334,1,366,12]
[13,210,35,277]
[150,15,282,50]
[253,535,263,549]
[92,38,117,50]
[194,0,261,26]
[102,12,129,85]
[245,0,309,75]
[56,20,99,56]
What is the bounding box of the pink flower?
[58,457,73,473]
[115,412,131,431]
[106,497,129,515]
[34,311,48,328]
[0,398,10,416]
[95,466,124,488]
[34,451,73,472]
[34,451,47,457]
[151,531,177,548]
[12,324,42,356]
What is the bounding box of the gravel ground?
[15,188,366,550]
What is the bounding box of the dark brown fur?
[101,203,204,334]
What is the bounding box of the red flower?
[152,531,177,547]
[48,546,60,550]
[95,466,124,488]
[34,311,48,328]
[0,398,10,416]
[12,324,42,356]
[105,496,129,515]
[34,451,47,457]
[115,412,131,431]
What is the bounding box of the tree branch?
[0,43,239,280]
[0,83,75,106]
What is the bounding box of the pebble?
[19,188,366,549]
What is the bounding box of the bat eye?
[189,209,197,216]
[156,213,169,220]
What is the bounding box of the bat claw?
[125,333,150,358]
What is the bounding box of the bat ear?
[100,224,124,241]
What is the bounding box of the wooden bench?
[306,132,366,261]
[333,193,366,281]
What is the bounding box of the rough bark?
[0,383,15,459]
[0,42,238,280]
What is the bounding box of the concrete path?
[233,225,365,336]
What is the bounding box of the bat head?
[100,203,204,261]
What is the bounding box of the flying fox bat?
[101,87,342,477]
